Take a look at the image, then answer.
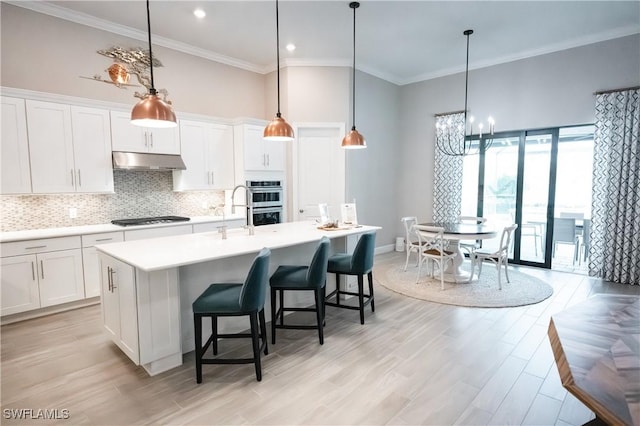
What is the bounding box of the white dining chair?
[414,225,457,290]
[400,216,423,271]
[471,223,518,290]
[458,216,487,258]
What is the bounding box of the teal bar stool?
[269,237,331,345]
[325,232,376,324]
[192,248,271,383]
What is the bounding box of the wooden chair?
[400,216,422,271]
[414,225,457,290]
[471,224,517,290]
[458,216,487,258]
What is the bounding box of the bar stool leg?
[270,288,277,344]
[358,275,365,325]
[259,309,269,355]
[194,313,203,384]
[211,315,218,355]
[368,271,375,312]
[335,274,341,306]
[314,289,324,345]
[249,312,262,381]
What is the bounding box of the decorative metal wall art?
[79,46,171,102]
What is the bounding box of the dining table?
[418,222,497,283]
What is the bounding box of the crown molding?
[6,1,264,74]
[400,25,640,86]
[8,1,639,86]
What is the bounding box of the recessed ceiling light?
[286,43,296,52]
[193,8,206,19]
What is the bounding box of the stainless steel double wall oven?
[247,180,283,226]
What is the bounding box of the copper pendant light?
[131,0,177,128]
[264,0,294,141]
[342,1,366,149]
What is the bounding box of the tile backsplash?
[0,171,226,232]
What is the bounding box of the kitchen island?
[95,221,380,376]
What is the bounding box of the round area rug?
[375,259,553,308]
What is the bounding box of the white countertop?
[96,221,381,272]
[0,215,245,243]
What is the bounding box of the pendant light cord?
[350,2,359,131]
[275,0,282,118]
[146,0,157,95]
[463,30,471,138]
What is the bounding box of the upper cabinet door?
[173,120,234,191]
[110,110,180,154]
[147,126,180,155]
[241,124,285,171]
[1,97,32,194]
[110,110,146,153]
[71,106,114,193]
[173,119,209,191]
[208,123,234,189]
[26,100,76,193]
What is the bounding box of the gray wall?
[397,34,640,238]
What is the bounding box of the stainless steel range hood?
[112,152,186,171]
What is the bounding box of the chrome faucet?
[231,184,255,236]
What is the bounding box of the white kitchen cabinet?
[1,255,40,315]
[1,236,84,316]
[235,124,285,171]
[1,97,31,194]
[38,249,85,307]
[82,232,124,298]
[26,100,113,193]
[100,254,139,363]
[99,252,180,371]
[110,110,180,154]
[70,106,114,193]
[173,119,234,190]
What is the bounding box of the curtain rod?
[434,110,465,117]
[594,85,640,95]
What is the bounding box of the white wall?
[0,3,266,119]
[397,34,640,237]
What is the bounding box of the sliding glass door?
[461,125,594,270]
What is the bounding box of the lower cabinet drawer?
[1,236,81,257]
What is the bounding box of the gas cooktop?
[111,216,190,227]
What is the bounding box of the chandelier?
[436,29,495,156]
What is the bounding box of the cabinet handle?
[107,266,112,291]
[95,238,113,242]
[110,268,117,290]
[144,131,148,147]
[31,262,36,281]
[210,171,214,185]
[71,169,75,186]
[150,133,154,148]
[25,245,46,250]
[207,172,210,185]
[40,260,44,279]
[267,154,270,167]
[77,170,82,187]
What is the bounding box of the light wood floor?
[2,252,638,425]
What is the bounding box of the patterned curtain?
[433,112,464,222]
[590,88,640,285]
